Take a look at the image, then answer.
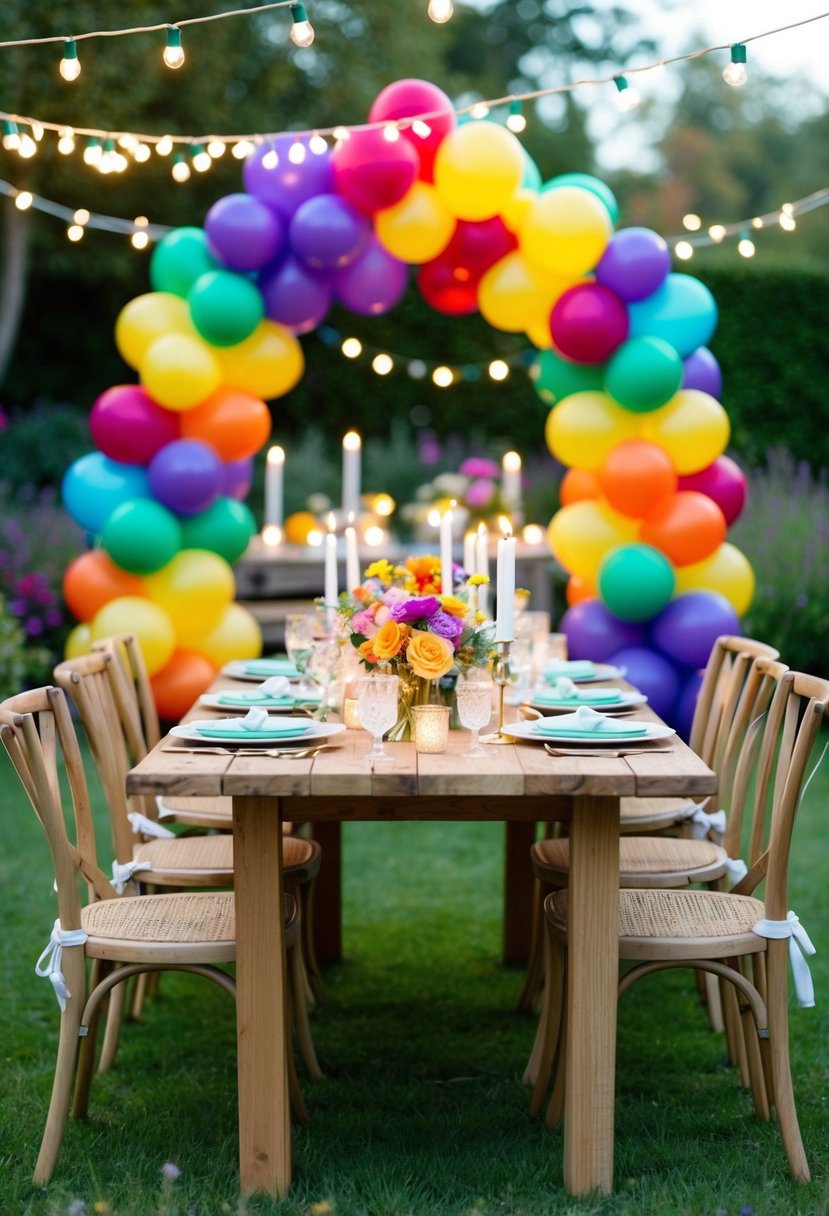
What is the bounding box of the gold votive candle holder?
[412,704,450,753]
[343,697,362,730]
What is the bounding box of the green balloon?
[150,227,217,298]
[598,544,675,622]
[188,270,265,347]
[542,172,620,225]
[521,147,542,192]
[102,498,182,575]
[530,348,604,405]
[605,336,683,413]
[181,498,256,563]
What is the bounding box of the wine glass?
[284,612,315,697]
[455,671,494,756]
[356,674,399,764]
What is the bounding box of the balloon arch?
[61,77,753,728]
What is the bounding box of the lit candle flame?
[498,515,513,538]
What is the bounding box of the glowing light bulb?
[2,122,20,151]
[163,26,185,69]
[432,366,454,387]
[156,135,174,156]
[332,126,351,142]
[470,102,490,120]
[172,154,191,182]
[309,134,328,155]
[18,133,38,159]
[133,143,151,162]
[59,39,81,81]
[372,493,395,517]
[364,525,385,547]
[289,2,315,47]
[288,141,306,164]
[192,145,212,172]
[83,138,102,166]
[682,213,701,231]
[74,209,90,225]
[232,140,255,159]
[14,191,33,211]
[488,360,509,382]
[708,225,726,243]
[67,224,84,242]
[207,139,226,158]
[372,353,393,375]
[506,101,526,133]
[341,338,362,359]
[737,236,755,258]
[751,217,763,229]
[613,76,640,112]
[521,523,545,546]
[674,240,694,261]
[428,0,454,22]
[383,123,400,143]
[57,127,75,155]
[131,231,150,250]
[779,213,796,232]
[723,43,747,87]
[412,120,432,139]
[262,147,279,169]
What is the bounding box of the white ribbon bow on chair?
[127,811,176,839]
[35,918,89,1011]
[753,910,817,1008]
[110,859,154,894]
[690,806,727,840]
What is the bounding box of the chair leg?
[97,969,126,1074]
[72,960,114,1120]
[703,971,725,1032]
[721,976,751,1086]
[765,940,810,1183]
[33,952,86,1186]
[290,942,323,1081]
[528,932,564,1116]
[516,876,545,1013]
[301,878,325,1006]
[544,984,567,1131]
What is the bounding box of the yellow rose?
[372,620,409,661]
[438,594,467,618]
[406,630,454,680]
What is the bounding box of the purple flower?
[459,457,500,479]
[429,610,465,646]
[161,1162,181,1181]
[25,617,44,636]
[388,596,441,623]
[464,478,496,509]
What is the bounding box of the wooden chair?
[0,685,307,1185]
[533,668,828,1183]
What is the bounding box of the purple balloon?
[243,136,334,222]
[289,193,371,270]
[596,227,671,303]
[205,192,285,273]
[682,346,723,398]
[560,599,645,662]
[677,455,747,526]
[650,591,741,670]
[672,668,704,742]
[335,236,409,317]
[221,456,254,501]
[608,645,681,721]
[259,254,333,334]
[148,439,223,517]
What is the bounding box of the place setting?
[198,675,322,715]
[167,705,347,751]
[499,704,675,753]
[522,675,648,717]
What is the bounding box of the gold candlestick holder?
[482,639,514,745]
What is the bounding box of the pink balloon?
[331,129,419,214]
[550,283,629,365]
[368,78,456,182]
[677,455,748,526]
[90,385,180,464]
[443,217,517,279]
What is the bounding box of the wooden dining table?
[126,678,717,1199]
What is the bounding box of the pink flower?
[350,607,378,636]
[464,478,495,509]
[459,457,500,479]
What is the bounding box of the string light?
[432,366,454,387]
[56,126,75,154]
[613,75,640,112]
[488,360,510,381]
[289,2,315,48]
[59,38,81,81]
[682,213,701,231]
[506,101,526,133]
[171,152,190,182]
[723,43,748,87]
[341,338,362,358]
[191,143,212,172]
[427,0,454,22]
[162,25,185,70]
[1,120,19,151]
[372,353,393,375]
[14,190,33,210]
[737,232,755,257]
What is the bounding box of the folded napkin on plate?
[534,677,622,707]
[242,658,301,677]
[532,705,647,738]
[195,708,310,739]
[543,659,597,681]
[218,676,293,706]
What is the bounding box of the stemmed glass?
[356,674,399,764]
[455,671,494,756]
[284,613,316,697]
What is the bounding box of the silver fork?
[543,743,674,758]
[162,744,325,759]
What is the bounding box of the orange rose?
[406,629,454,680]
[372,620,409,661]
[358,638,378,664]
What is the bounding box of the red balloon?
[63,550,145,622]
[180,387,272,461]
[150,650,218,721]
[416,253,479,314]
[559,467,601,506]
[443,217,517,280]
[678,455,747,526]
[90,385,180,464]
[597,440,677,518]
[550,283,629,365]
[331,129,419,214]
[368,78,456,183]
[640,490,727,567]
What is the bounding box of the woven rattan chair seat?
[619,794,700,830]
[134,834,234,874]
[82,890,237,949]
[533,835,727,887]
[156,794,294,835]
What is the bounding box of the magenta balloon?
[650,591,741,670]
[607,645,681,721]
[550,283,629,365]
[148,438,223,517]
[682,346,723,398]
[289,193,371,270]
[560,598,646,661]
[90,385,180,464]
[259,254,333,334]
[243,136,334,221]
[335,236,409,316]
[677,455,747,526]
[331,128,419,214]
[595,227,671,303]
[204,192,285,273]
[368,78,456,181]
[444,217,516,278]
[221,456,254,501]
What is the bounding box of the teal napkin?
[196,724,309,740]
[218,693,296,708]
[243,659,301,677]
[532,705,647,738]
[533,723,647,740]
[534,689,622,707]
[543,660,597,681]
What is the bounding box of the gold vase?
[386,663,436,741]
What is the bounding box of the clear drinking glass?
[284,612,316,696]
[455,671,494,756]
[356,673,400,763]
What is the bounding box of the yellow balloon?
[545,391,641,470]
[548,500,637,582]
[215,320,304,400]
[525,311,553,350]
[65,622,92,660]
[478,251,561,333]
[144,549,235,639]
[501,188,537,234]
[140,333,222,411]
[114,292,194,371]
[192,602,262,667]
[520,187,613,277]
[90,596,175,677]
[674,542,755,617]
[433,121,524,222]
[641,390,731,475]
[375,182,456,264]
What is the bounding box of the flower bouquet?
[400,457,510,539]
[337,555,495,740]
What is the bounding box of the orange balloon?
[566,574,596,606]
[559,467,601,506]
[640,490,727,567]
[597,440,677,518]
[284,511,320,545]
[180,387,272,461]
[150,650,218,722]
[63,550,145,622]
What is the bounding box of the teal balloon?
[62,453,150,535]
[188,270,265,347]
[530,348,604,406]
[542,172,619,225]
[521,147,542,191]
[180,498,256,563]
[102,498,182,575]
[598,544,676,622]
[605,336,683,413]
[628,273,718,358]
[150,227,218,298]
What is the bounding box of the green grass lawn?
[1,737,828,1216]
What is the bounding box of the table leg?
[503,821,537,964]
[310,821,342,962]
[563,795,619,1196]
[233,796,291,1196]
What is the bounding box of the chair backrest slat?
[92,633,161,749]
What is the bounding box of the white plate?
[198,691,321,714]
[170,719,346,747]
[526,690,648,716]
[541,662,625,684]
[500,719,675,746]
[221,659,302,682]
